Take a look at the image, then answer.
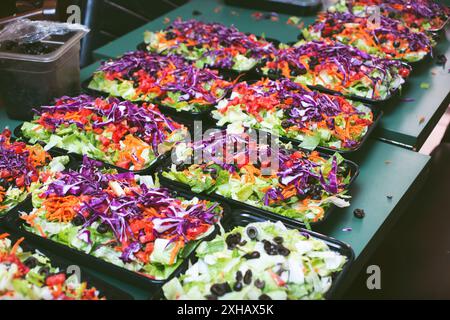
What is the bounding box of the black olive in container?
[0,31,84,120]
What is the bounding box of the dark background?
[0,0,189,66]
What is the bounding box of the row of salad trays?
[0,154,354,300]
[83,55,382,153]
[85,18,415,105]
[135,3,447,102]
[3,1,447,299]
[0,126,356,299]
[76,4,448,154]
[5,121,359,228]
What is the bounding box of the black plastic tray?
[224,0,322,15]
[13,123,170,175]
[254,58,412,105]
[0,141,76,224]
[254,67,401,105]
[152,208,354,300]
[157,145,360,228]
[81,75,230,122]
[0,227,132,300]
[211,80,383,155]
[283,107,382,155]
[428,16,450,33]
[137,32,281,51]
[4,190,231,294]
[136,32,280,78]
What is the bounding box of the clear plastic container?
[0,31,84,120]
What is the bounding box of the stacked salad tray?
[2,0,449,300]
[0,230,132,300]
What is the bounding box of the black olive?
[268,69,281,76]
[97,222,109,234]
[393,41,400,48]
[254,279,265,289]
[226,233,242,249]
[235,270,243,282]
[353,208,365,219]
[263,240,278,255]
[72,215,84,226]
[388,11,396,18]
[297,190,308,201]
[411,22,418,28]
[297,33,305,41]
[243,251,261,260]
[277,246,291,256]
[328,19,335,27]
[308,57,318,69]
[175,163,187,171]
[243,270,253,285]
[205,294,218,300]
[246,226,258,240]
[210,283,231,296]
[233,282,243,291]
[290,70,298,76]
[281,120,291,129]
[195,44,203,49]
[165,31,176,40]
[273,236,283,244]
[296,68,308,76]
[39,266,50,277]
[310,185,322,200]
[436,54,447,66]
[24,257,38,268]
[259,294,272,300]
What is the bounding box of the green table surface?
[6,63,429,298]
[93,0,450,150]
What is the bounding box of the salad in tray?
[212,78,374,151]
[301,12,432,62]
[163,221,348,300]
[163,129,353,225]
[88,51,233,113]
[0,233,105,300]
[0,129,68,217]
[143,19,276,72]
[330,0,450,32]
[20,95,187,171]
[259,40,411,100]
[20,157,224,281]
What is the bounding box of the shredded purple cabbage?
[36,95,179,156]
[43,156,220,262]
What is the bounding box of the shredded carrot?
[169,240,184,265]
[0,233,10,240]
[36,225,47,238]
[43,196,79,223]
[10,237,25,255]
